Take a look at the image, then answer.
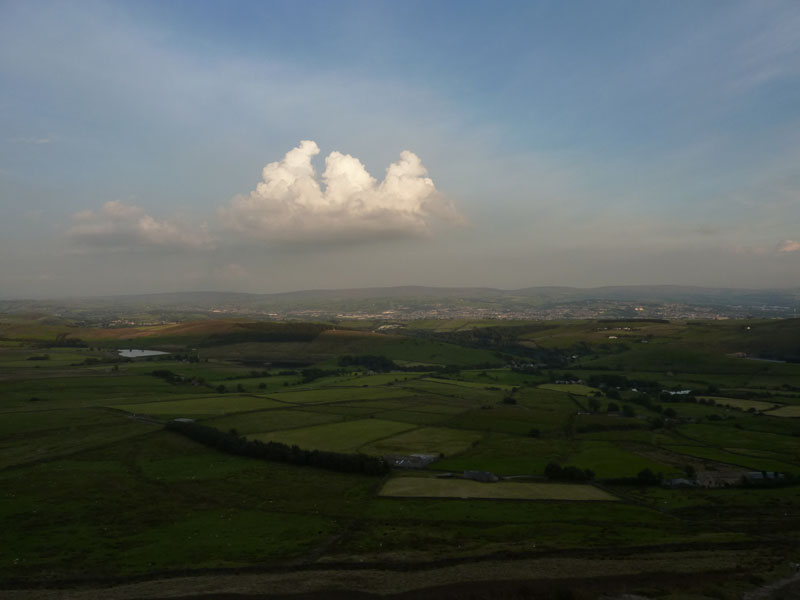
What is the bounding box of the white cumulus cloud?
[219,141,463,243]
[68,200,214,250]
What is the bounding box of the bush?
[545,461,594,482]
[636,468,662,485]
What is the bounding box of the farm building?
[695,470,745,488]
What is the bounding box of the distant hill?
[102,284,800,307]
[2,285,800,322]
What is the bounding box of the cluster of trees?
[586,373,662,395]
[165,420,389,476]
[338,354,465,375]
[576,421,645,434]
[300,367,340,383]
[603,401,637,417]
[339,354,398,372]
[151,369,205,386]
[544,462,595,482]
[151,369,178,380]
[40,333,88,348]
[605,468,664,486]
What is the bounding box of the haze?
[2,0,800,297]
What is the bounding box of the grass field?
[663,444,799,473]
[266,385,416,404]
[698,396,779,412]
[2,315,800,597]
[380,477,618,501]
[538,383,601,396]
[361,426,483,456]
[204,409,343,434]
[115,394,285,417]
[248,418,416,452]
[765,405,800,417]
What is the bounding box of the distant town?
[2,287,798,327]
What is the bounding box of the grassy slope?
[0,317,799,595]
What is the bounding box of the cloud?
[777,239,800,253]
[68,200,214,250]
[219,141,464,243]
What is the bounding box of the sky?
[2,0,800,297]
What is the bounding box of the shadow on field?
[133,570,743,600]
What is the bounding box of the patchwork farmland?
[1,316,799,599]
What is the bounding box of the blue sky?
[2,0,800,296]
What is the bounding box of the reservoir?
[118,349,170,358]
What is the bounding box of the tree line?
[165,420,389,476]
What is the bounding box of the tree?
[545,462,563,480]
[588,397,601,413]
[636,468,662,485]
[607,402,620,413]
[622,404,636,418]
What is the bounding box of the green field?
[248,418,415,452]
[205,409,343,434]
[766,405,800,417]
[538,383,601,396]
[698,396,779,412]
[361,426,483,456]
[1,315,800,599]
[115,394,285,417]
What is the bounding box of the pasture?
[114,394,285,417]
[248,419,415,452]
[361,426,483,456]
[698,396,779,412]
[766,405,800,417]
[1,314,799,598]
[538,383,600,396]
